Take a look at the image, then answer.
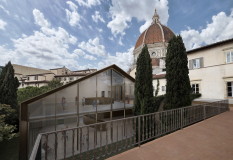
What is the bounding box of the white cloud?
[89,25,92,29]
[107,0,169,36]
[0,19,7,30]
[119,37,123,45]
[109,37,114,41]
[75,0,101,8]
[181,9,233,50]
[14,14,19,18]
[96,27,103,32]
[73,49,85,55]
[84,54,97,60]
[92,11,105,23]
[0,8,84,70]
[98,47,134,71]
[22,34,27,38]
[78,37,107,57]
[0,5,9,15]
[33,9,50,27]
[65,1,82,28]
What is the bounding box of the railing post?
[181,108,183,130]
[138,116,140,147]
[204,105,206,120]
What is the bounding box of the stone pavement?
[107,108,233,160]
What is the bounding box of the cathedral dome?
[134,9,175,49]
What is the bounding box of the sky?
[0,0,233,72]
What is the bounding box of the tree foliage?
[165,35,192,110]
[17,79,63,105]
[0,104,18,141]
[133,44,154,116]
[0,61,20,128]
[155,79,160,97]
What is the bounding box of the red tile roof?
[153,74,166,79]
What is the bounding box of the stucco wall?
[153,78,166,96]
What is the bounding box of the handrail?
[29,99,229,160]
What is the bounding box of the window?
[192,84,199,93]
[227,82,233,97]
[27,77,30,80]
[152,52,156,57]
[69,77,73,81]
[34,76,38,80]
[101,91,105,97]
[162,86,166,92]
[22,84,24,87]
[63,77,66,81]
[189,57,203,69]
[226,51,233,63]
[193,59,200,69]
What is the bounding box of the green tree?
[133,44,154,115]
[165,35,191,110]
[47,78,64,89]
[154,79,160,97]
[0,104,18,141]
[17,79,63,105]
[0,62,20,128]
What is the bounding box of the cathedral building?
[128,8,175,77]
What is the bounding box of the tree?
[47,79,64,89]
[0,61,20,127]
[0,103,18,141]
[133,44,154,115]
[165,35,191,110]
[155,79,160,97]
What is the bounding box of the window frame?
[226,51,233,63]
[227,82,233,97]
[192,83,199,94]
[193,59,200,69]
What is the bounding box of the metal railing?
[29,100,229,160]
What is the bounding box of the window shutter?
[189,60,193,69]
[200,57,204,68]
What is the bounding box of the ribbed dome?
[134,10,175,49]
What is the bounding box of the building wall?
[129,67,136,78]
[187,43,233,68]
[153,78,166,96]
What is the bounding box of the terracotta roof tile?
[153,74,166,79]
[135,30,146,49]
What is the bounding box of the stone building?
[11,64,96,88]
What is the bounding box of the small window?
[162,86,166,91]
[69,77,73,81]
[34,76,38,80]
[226,52,233,63]
[64,77,66,81]
[101,91,105,97]
[192,84,199,93]
[27,77,30,80]
[193,59,200,69]
[22,84,24,87]
[227,82,232,97]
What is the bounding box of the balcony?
[29,100,229,160]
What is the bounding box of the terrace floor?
[108,108,233,160]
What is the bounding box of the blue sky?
[0,0,233,72]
